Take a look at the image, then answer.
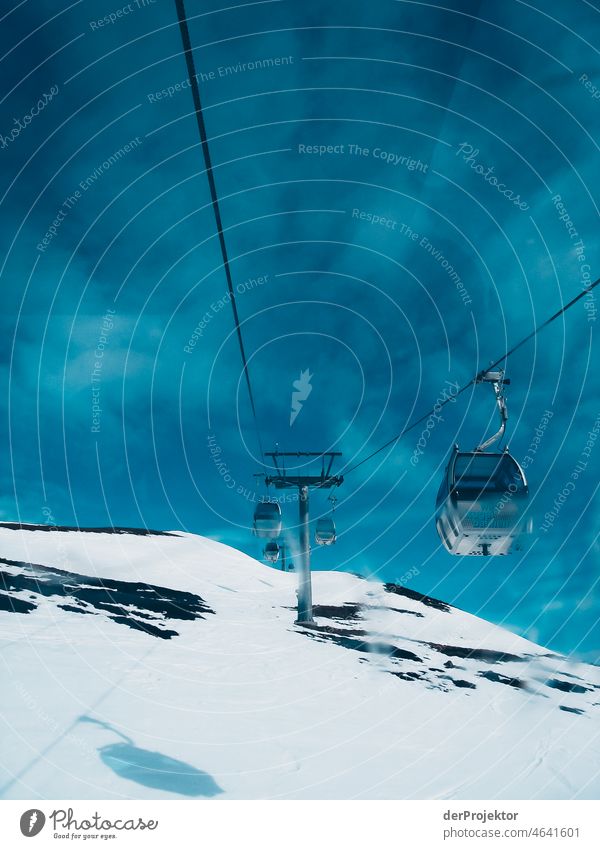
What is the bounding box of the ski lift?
[263,541,280,563]
[315,517,336,546]
[252,500,282,539]
[435,370,532,556]
[315,494,337,546]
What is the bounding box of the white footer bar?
[1,800,599,848]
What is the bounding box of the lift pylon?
[264,451,343,625]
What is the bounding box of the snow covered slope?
[0,525,599,800]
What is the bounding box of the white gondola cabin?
[435,446,531,556]
[435,369,532,556]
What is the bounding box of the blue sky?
[0,0,599,660]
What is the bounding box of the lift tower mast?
[264,451,343,625]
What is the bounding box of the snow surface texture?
[0,525,599,800]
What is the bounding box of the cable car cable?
[174,0,265,461]
[343,275,600,476]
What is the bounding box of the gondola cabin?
[252,500,282,539]
[315,516,336,546]
[263,541,280,563]
[435,446,531,556]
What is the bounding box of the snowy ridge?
[1,525,599,800]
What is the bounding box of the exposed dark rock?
[0,558,213,639]
[546,679,590,694]
[0,591,36,614]
[312,603,362,621]
[389,670,426,682]
[479,670,526,689]
[299,625,422,663]
[384,583,452,613]
[426,642,525,664]
[0,523,175,536]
